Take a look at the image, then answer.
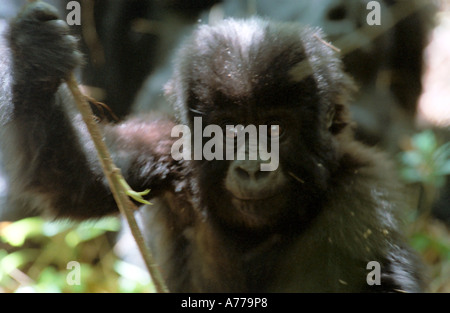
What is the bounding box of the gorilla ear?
[164,78,190,125]
[328,73,357,134]
[328,102,350,135]
[326,107,336,130]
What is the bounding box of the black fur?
[0,3,424,292]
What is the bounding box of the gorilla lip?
[230,192,279,202]
[230,193,287,220]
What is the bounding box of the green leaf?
[126,189,152,205]
[412,130,437,155]
[1,218,45,246]
[35,267,64,293]
[440,160,450,176]
[0,249,39,274]
[433,142,450,161]
[410,233,431,253]
[118,176,152,205]
[401,151,424,167]
[432,142,450,175]
[400,168,423,183]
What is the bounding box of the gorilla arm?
[0,2,181,220]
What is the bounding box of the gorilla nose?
[235,162,270,181]
[230,160,279,187]
[226,160,284,200]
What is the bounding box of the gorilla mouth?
[228,192,287,225]
[229,191,285,210]
[231,193,278,202]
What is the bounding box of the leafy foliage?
[398,130,450,292]
[399,130,450,187]
[0,217,155,293]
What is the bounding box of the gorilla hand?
[8,1,82,90]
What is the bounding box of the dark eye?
[267,122,284,139]
[224,123,244,139]
[225,125,238,139]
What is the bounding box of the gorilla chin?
[225,190,290,228]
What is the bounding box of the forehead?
[186,20,319,110]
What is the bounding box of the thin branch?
[66,74,169,293]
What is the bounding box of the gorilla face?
[167,18,352,229]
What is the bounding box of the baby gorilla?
[0,2,424,292]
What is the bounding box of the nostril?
[235,165,271,181]
[236,166,251,180]
[327,5,347,21]
[255,171,269,180]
